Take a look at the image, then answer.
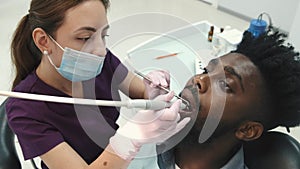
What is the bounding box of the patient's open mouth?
[184,100,192,112]
[180,99,191,111]
[178,84,200,117]
[179,95,193,116]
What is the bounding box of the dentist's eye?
[77,37,90,41]
[218,79,233,93]
[101,34,109,44]
[102,34,109,40]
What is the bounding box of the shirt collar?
[221,147,248,169]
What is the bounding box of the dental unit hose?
[0,90,187,110]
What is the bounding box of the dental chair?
[244,130,300,169]
[0,99,38,169]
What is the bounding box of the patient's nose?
[194,74,209,93]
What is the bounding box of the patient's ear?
[235,121,264,141]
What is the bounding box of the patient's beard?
[178,117,240,148]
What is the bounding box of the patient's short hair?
[233,26,300,130]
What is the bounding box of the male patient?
[157,26,300,169]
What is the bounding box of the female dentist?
[5,0,190,169]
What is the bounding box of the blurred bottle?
[211,26,230,57]
[208,26,214,42]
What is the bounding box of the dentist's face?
[49,0,109,67]
[180,53,266,141]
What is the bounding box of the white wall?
[217,0,299,33]
[214,0,300,50]
[0,0,30,103]
[289,1,300,51]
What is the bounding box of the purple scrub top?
[6,50,128,169]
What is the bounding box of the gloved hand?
[144,70,170,99]
[109,92,190,161]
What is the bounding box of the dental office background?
[1,0,300,168]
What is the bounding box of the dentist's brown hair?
[10,0,110,88]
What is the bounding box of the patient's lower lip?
[179,109,193,116]
[187,103,192,111]
[180,102,193,114]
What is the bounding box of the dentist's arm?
[40,92,190,169]
[109,92,190,160]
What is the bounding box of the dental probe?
[0,90,186,111]
[134,70,190,106]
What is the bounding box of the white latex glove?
[144,70,170,99]
[109,92,190,161]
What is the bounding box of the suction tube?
[127,99,187,110]
[0,91,187,110]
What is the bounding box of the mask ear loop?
[45,35,65,69]
[48,35,65,51]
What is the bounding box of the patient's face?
[180,53,266,142]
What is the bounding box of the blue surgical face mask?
[44,36,105,82]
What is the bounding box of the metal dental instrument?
[134,70,190,107]
[0,90,186,111]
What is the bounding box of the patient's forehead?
[218,53,262,81]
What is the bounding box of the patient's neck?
[174,131,242,169]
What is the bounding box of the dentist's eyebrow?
[75,25,110,33]
[224,66,245,92]
[103,25,110,31]
[76,26,97,32]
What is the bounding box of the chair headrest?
[244,131,300,169]
[0,99,22,169]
